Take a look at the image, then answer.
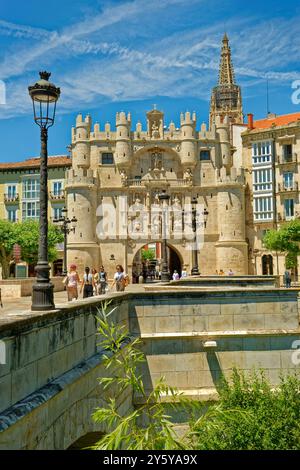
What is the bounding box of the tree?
[0,220,63,278]
[14,220,63,266]
[263,219,300,269]
[141,248,155,262]
[0,220,19,279]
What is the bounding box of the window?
[283,144,293,162]
[53,181,63,195]
[7,185,17,198]
[53,207,63,220]
[101,153,114,164]
[252,141,272,164]
[254,196,273,221]
[283,172,293,189]
[22,179,40,199]
[200,150,210,161]
[284,199,294,219]
[7,208,17,222]
[134,176,142,180]
[253,168,272,191]
[22,201,40,220]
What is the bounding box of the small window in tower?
[101,153,114,164]
[200,150,210,161]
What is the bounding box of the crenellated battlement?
[216,166,245,185]
[65,168,96,188]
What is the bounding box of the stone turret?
[180,111,196,167]
[72,114,91,169]
[115,112,131,167]
[215,166,247,274]
[215,115,232,170]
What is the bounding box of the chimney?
[247,113,254,130]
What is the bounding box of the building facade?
[242,112,300,277]
[0,156,71,276]
[66,35,248,279]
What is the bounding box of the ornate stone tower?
[66,113,99,272]
[209,34,243,128]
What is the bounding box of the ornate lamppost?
[158,190,170,282]
[28,71,60,311]
[191,196,209,276]
[53,207,77,276]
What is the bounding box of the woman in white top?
[111,264,125,292]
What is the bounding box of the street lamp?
[158,190,170,282]
[53,207,77,276]
[28,71,60,311]
[191,197,209,276]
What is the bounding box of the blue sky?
[0,0,300,162]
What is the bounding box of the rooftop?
[0,156,71,171]
[252,112,300,130]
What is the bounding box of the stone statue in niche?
[173,196,182,232]
[120,169,127,186]
[151,151,163,171]
[184,167,193,185]
[151,121,160,139]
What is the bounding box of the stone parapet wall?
[0,289,299,449]
[0,277,65,298]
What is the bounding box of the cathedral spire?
[218,33,235,85]
[209,34,243,128]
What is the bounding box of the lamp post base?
[161,271,170,282]
[191,267,200,276]
[31,282,55,311]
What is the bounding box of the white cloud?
[0,1,299,120]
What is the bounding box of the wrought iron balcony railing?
[4,193,19,203]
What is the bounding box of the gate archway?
[132,242,182,283]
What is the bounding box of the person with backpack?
[98,265,108,294]
[80,266,94,298]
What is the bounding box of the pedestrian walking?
[98,265,108,294]
[80,266,94,298]
[284,270,291,288]
[111,265,125,292]
[63,264,80,301]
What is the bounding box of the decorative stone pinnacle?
[39,71,51,81]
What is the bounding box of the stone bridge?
[0,288,299,449]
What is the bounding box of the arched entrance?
[132,242,182,283]
[262,254,273,275]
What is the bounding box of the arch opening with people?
[131,242,182,283]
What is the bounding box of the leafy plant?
[92,302,300,450]
[92,300,197,450]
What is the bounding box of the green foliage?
[189,369,300,450]
[141,249,155,261]
[92,302,300,450]
[92,300,197,450]
[263,219,300,268]
[0,220,19,278]
[0,219,63,277]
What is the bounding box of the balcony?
[277,153,298,165]
[4,193,19,203]
[49,190,65,201]
[277,181,299,193]
[125,178,188,188]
